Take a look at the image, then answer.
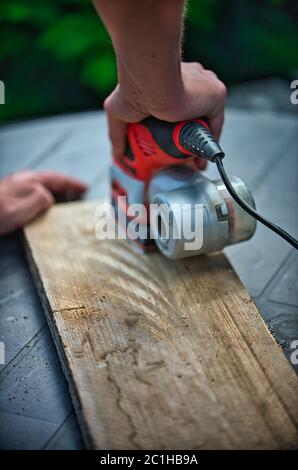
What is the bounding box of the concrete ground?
[0,80,297,449]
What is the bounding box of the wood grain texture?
[23,201,298,450]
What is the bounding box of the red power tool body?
[111,117,208,251]
[110,114,297,257]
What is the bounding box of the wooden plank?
[23,201,298,450]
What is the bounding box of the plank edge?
[22,231,93,449]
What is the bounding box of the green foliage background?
[0,0,297,121]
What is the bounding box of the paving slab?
[0,327,73,443]
[0,104,297,449]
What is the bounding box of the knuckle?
[33,184,51,204]
[103,97,110,112]
[0,199,18,225]
[0,199,9,217]
[205,69,218,79]
[193,62,203,71]
[104,86,120,113]
[32,183,43,195]
[216,80,227,100]
[27,180,37,191]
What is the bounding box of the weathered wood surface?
[23,200,298,450]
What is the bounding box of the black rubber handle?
[138,116,189,159]
[179,121,225,162]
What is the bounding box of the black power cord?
[179,120,298,250]
[215,157,298,250]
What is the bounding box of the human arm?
[92,0,226,157]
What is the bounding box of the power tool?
[110,116,298,259]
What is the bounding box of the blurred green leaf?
[186,0,218,32]
[81,54,117,92]
[0,27,31,59]
[1,0,297,122]
[0,1,58,25]
[0,3,32,22]
[39,14,110,60]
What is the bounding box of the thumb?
[104,86,148,159]
[105,108,127,160]
[104,90,127,159]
